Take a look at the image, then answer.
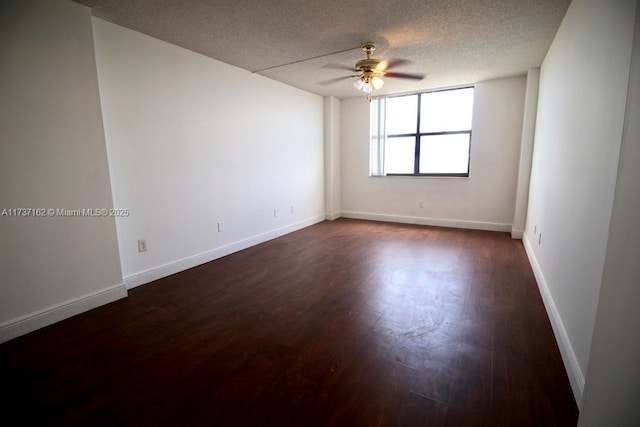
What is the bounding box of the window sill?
[370,174,470,179]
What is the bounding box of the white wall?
[524,0,636,406]
[0,0,125,342]
[340,77,525,231]
[92,19,325,287]
[512,68,540,238]
[324,96,341,220]
[579,3,640,424]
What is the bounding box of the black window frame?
[385,86,473,177]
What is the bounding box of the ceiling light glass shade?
[372,76,384,90]
[353,79,365,90]
[362,82,373,93]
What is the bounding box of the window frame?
[381,86,474,178]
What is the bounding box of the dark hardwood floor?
[1,219,578,426]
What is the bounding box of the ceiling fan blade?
[321,63,356,72]
[316,75,358,86]
[384,71,426,81]
[377,58,412,71]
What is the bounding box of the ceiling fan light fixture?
[372,76,384,90]
[353,73,381,100]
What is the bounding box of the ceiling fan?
[320,43,426,101]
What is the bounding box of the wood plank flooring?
[0,219,578,426]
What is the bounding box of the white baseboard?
[124,214,326,289]
[340,211,512,233]
[325,212,341,220]
[522,233,584,407]
[511,229,524,239]
[0,283,128,344]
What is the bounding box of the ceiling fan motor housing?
[355,43,382,74]
[355,58,382,72]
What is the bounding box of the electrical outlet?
[137,239,147,252]
[274,209,278,218]
[217,221,224,232]
[290,205,295,214]
[538,232,542,245]
[418,200,424,208]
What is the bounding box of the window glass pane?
[386,95,418,135]
[385,136,415,174]
[419,134,470,174]
[420,88,473,133]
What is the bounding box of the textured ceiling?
[74,0,571,99]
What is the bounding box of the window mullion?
[414,94,421,174]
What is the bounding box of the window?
[370,86,474,177]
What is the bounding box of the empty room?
[1,0,638,425]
